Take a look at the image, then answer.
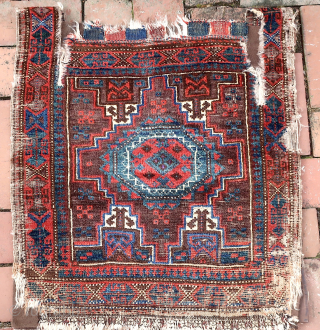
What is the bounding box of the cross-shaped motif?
[224,188,240,201]
[72,126,91,140]
[226,120,242,135]
[30,27,52,65]
[76,205,93,219]
[26,127,48,167]
[153,209,170,225]
[227,206,243,221]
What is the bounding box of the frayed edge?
[11,7,33,313]
[56,5,70,87]
[12,271,41,312]
[71,21,82,40]
[12,272,26,309]
[11,6,62,312]
[281,114,301,153]
[75,15,248,43]
[38,313,298,330]
[280,9,300,154]
[281,7,303,313]
[244,9,266,106]
[128,19,144,30]
[166,17,188,39]
[57,44,71,86]
[174,16,189,37]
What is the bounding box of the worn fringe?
[244,9,266,106]
[281,8,303,312]
[280,9,300,154]
[38,313,298,330]
[282,114,301,153]
[57,44,71,86]
[67,15,249,42]
[11,7,32,311]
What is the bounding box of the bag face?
[11,6,301,329]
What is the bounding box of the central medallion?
[109,122,213,204]
[132,137,192,189]
[84,117,227,208]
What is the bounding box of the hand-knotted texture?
[11,6,301,330]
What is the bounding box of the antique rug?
[12,6,302,330]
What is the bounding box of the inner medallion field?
[66,72,253,269]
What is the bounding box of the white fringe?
[128,19,144,30]
[281,114,301,153]
[57,4,70,87]
[71,21,82,41]
[282,8,303,313]
[12,272,26,308]
[37,313,296,330]
[57,44,71,86]
[145,16,168,38]
[280,9,300,154]
[104,24,125,34]
[79,15,250,42]
[175,16,189,36]
[245,9,266,106]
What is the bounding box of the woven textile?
[12,7,301,330]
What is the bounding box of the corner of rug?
[12,271,40,312]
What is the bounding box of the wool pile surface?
[11,6,301,330]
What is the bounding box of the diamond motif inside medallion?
[146,148,179,175]
[131,136,194,190]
